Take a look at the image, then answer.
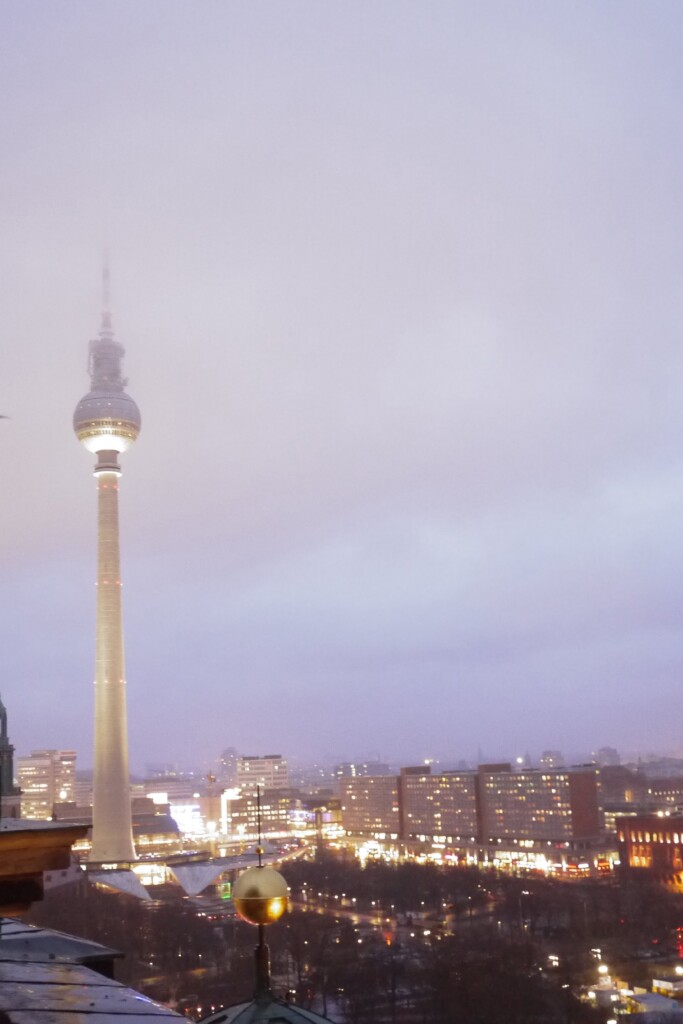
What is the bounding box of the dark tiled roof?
[0,917,121,965]
[0,919,186,1022]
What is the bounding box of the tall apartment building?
[237,755,289,792]
[225,787,294,839]
[340,775,400,838]
[17,750,76,820]
[340,763,602,845]
[400,767,479,842]
[477,763,602,841]
[220,747,238,787]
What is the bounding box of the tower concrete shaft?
[74,273,141,864]
[90,457,136,862]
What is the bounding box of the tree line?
[26,852,683,1021]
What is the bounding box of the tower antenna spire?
[101,252,113,337]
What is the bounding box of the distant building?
[595,746,620,767]
[227,787,296,838]
[17,750,76,820]
[143,776,199,803]
[335,761,391,780]
[601,767,683,813]
[598,765,683,835]
[237,754,289,792]
[288,761,336,792]
[638,757,683,778]
[644,776,683,811]
[0,697,20,818]
[477,763,602,842]
[540,750,564,770]
[72,774,93,811]
[598,764,644,805]
[220,747,238,786]
[144,762,179,779]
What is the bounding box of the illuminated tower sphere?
[73,270,140,864]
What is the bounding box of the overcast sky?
[2,1,683,773]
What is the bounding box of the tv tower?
[73,267,140,863]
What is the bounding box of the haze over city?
[2,2,683,770]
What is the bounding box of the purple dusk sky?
[2,2,683,773]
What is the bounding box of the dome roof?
[74,390,141,430]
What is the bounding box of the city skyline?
[3,3,683,768]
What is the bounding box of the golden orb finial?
[232,865,289,926]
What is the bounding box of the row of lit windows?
[491,809,570,818]
[490,799,570,808]
[406,800,475,810]
[621,830,683,845]
[486,786,570,798]
[627,845,682,868]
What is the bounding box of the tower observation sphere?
[74,277,140,865]
[73,317,141,454]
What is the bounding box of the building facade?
[17,750,76,820]
[340,763,604,870]
[237,755,289,792]
[0,698,20,818]
[220,747,238,787]
[335,761,391,781]
[400,767,479,842]
[616,814,683,885]
[339,775,400,838]
[476,763,602,842]
[226,788,295,839]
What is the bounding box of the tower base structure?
[89,454,136,864]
